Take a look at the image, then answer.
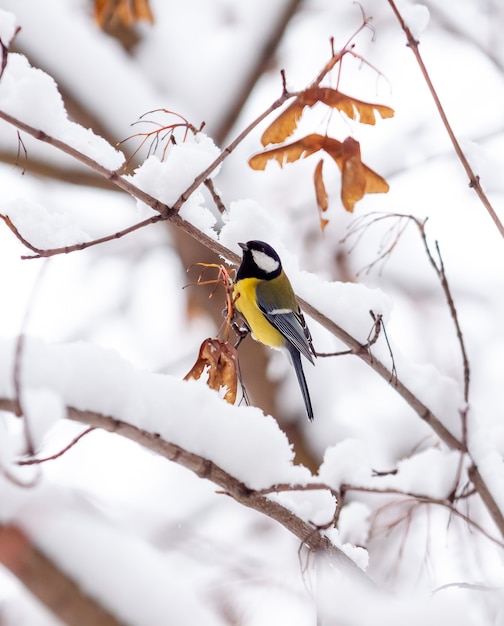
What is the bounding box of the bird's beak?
[238,242,248,251]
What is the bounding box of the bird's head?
[237,240,283,280]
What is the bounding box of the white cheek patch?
[251,249,280,274]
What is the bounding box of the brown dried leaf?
[249,134,325,170]
[308,88,394,125]
[184,339,238,404]
[319,136,343,161]
[338,138,367,212]
[260,88,394,147]
[361,164,390,194]
[95,0,154,27]
[329,137,389,212]
[250,131,389,214]
[313,159,329,230]
[313,159,328,212]
[320,217,330,231]
[261,101,305,146]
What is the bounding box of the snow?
[2,197,91,249]
[0,335,311,491]
[337,501,371,547]
[0,419,16,466]
[269,487,336,527]
[467,408,504,513]
[392,357,465,440]
[0,9,17,45]
[0,0,173,143]
[315,557,478,626]
[219,199,284,255]
[0,53,124,170]
[21,386,66,450]
[24,495,223,626]
[129,133,221,232]
[376,448,462,499]
[318,440,373,489]
[400,3,430,39]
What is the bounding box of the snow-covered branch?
[0,110,464,451]
[0,393,366,579]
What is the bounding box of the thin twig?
[344,212,468,421]
[299,293,464,451]
[0,212,165,260]
[410,220,471,403]
[435,240,470,401]
[468,465,504,537]
[17,427,96,466]
[0,96,289,261]
[411,217,471,508]
[204,178,227,214]
[0,465,40,489]
[12,261,51,455]
[387,0,504,238]
[342,483,504,548]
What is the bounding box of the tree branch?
[341,482,504,548]
[468,464,504,537]
[298,296,464,451]
[0,109,464,451]
[387,0,504,238]
[0,397,369,583]
[0,523,124,626]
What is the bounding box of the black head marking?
[237,240,282,280]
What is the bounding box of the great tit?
[233,240,316,421]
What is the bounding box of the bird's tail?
[287,345,314,421]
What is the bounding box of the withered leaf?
[95,0,154,27]
[329,136,389,212]
[320,217,329,231]
[313,159,329,231]
[260,88,394,146]
[250,133,389,213]
[184,338,238,404]
[250,134,344,170]
[307,88,394,125]
[261,101,304,147]
[249,134,326,170]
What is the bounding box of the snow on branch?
[0,336,369,579]
[0,53,124,170]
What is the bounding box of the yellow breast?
[233,278,284,348]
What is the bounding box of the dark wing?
[256,279,315,364]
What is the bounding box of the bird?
[233,240,316,421]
